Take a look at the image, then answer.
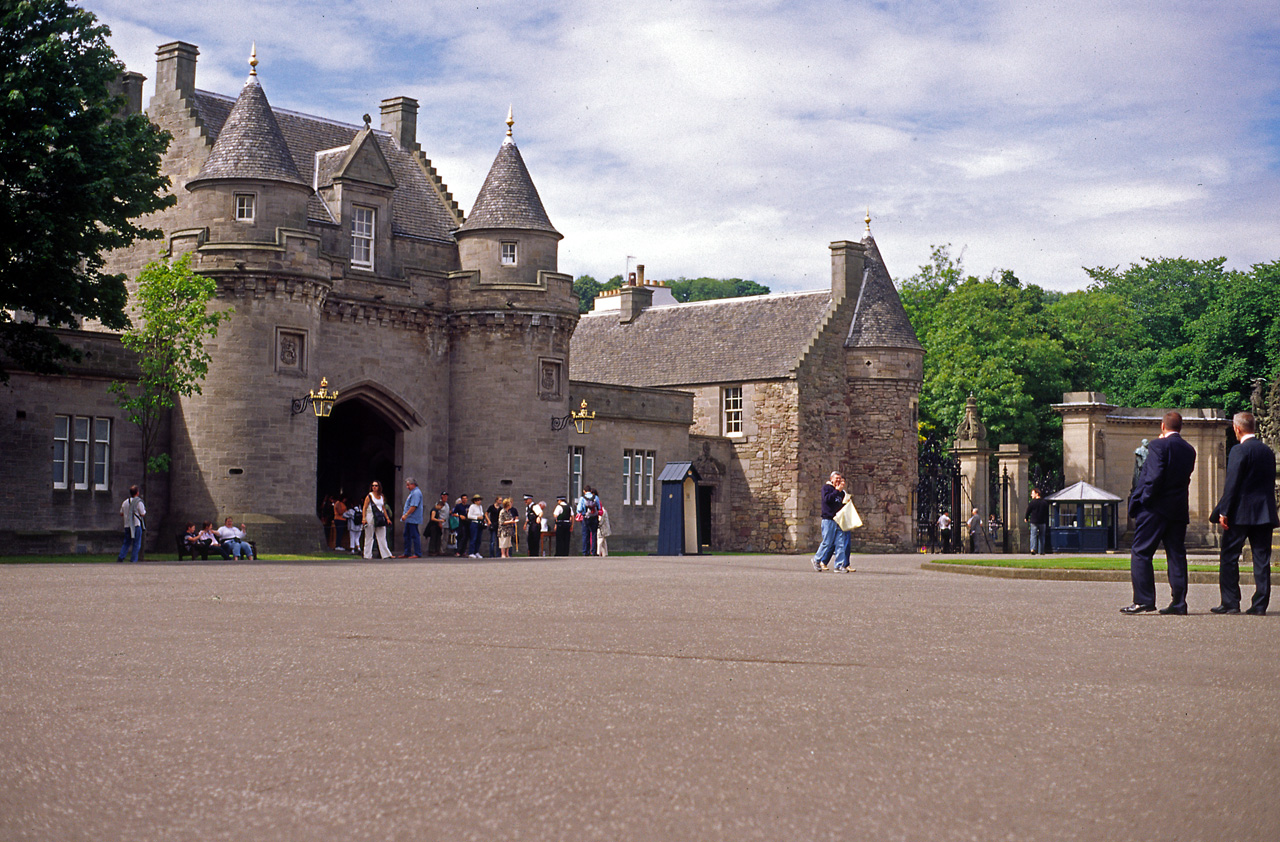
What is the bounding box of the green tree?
[897,244,964,346]
[109,255,229,493]
[0,0,175,380]
[665,277,770,302]
[1182,260,1280,411]
[572,274,622,313]
[899,245,1071,471]
[1078,256,1276,411]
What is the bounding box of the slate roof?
[569,290,834,386]
[191,88,460,243]
[456,140,559,236]
[570,233,921,388]
[845,235,923,351]
[188,76,306,187]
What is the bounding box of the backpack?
[352,507,363,526]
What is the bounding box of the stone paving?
[1,553,1276,841]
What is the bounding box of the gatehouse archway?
[317,398,398,548]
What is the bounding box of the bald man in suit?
[1210,412,1278,616]
[1122,410,1197,615]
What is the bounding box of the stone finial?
[865,207,871,235]
[249,42,258,76]
[362,113,372,129]
[954,395,989,447]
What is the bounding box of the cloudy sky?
[82,0,1279,292]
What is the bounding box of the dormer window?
[234,193,255,222]
[501,241,517,266]
[351,206,375,269]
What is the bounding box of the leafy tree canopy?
[901,247,1071,470]
[902,246,1280,475]
[665,277,770,302]
[109,254,229,487]
[1080,257,1280,411]
[571,274,622,313]
[0,0,174,379]
[572,275,768,313]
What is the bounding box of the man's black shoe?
[1120,603,1157,614]
[1158,605,1188,615]
[1245,606,1267,615]
[1209,605,1241,615]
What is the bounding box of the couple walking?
[811,471,861,573]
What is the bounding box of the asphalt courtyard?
[1,553,1276,841]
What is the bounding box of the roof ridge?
[196,88,387,134]
[578,288,827,318]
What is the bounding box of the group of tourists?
[181,518,255,560]
[333,479,615,560]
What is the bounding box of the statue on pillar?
[1252,376,1279,451]
[1132,438,1149,489]
[954,394,989,449]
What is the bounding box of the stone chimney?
[108,71,146,116]
[830,240,868,304]
[155,41,198,99]
[380,96,419,151]
[617,286,654,323]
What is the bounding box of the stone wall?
[844,371,921,551]
[1056,393,1229,548]
[0,332,169,555]
[447,312,576,508]
[570,381,694,552]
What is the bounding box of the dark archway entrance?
[317,399,397,550]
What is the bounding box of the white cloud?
[81,0,1280,291]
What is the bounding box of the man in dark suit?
[1122,411,1197,614]
[1210,412,1278,616]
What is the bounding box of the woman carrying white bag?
[833,484,863,572]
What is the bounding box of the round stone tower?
[449,111,580,504]
[172,50,331,549]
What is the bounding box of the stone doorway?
[317,399,397,549]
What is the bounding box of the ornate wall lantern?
[291,377,339,417]
[552,399,595,434]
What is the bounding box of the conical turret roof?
[845,232,924,350]
[457,124,559,237]
[188,72,306,188]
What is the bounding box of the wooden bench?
[176,534,257,561]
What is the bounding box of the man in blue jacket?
[1122,411,1197,614]
[1210,412,1278,615]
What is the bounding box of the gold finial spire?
[505,105,514,140]
[249,42,258,76]
[864,207,872,235]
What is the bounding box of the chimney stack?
[108,71,146,116]
[380,97,419,150]
[155,42,198,100]
[829,240,868,304]
[618,286,654,323]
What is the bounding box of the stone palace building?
[0,42,923,555]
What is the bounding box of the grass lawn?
[933,556,1220,573]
